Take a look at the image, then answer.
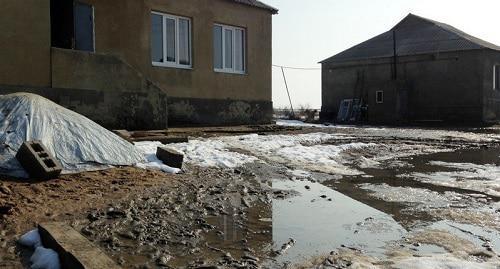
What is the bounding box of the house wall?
[0,0,273,128]
[0,0,51,87]
[321,50,485,124]
[73,0,273,126]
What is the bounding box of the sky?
[266,0,500,109]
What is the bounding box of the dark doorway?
[51,0,74,49]
[74,2,94,52]
[51,0,94,52]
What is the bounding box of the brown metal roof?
[321,14,500,63]
[229,0,278,14]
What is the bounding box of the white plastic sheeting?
[0,93,144,178]
[19,229,61,269]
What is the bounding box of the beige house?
[0,0,277,129]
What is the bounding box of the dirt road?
[1,123,500,268]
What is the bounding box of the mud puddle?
[268,180,406,265]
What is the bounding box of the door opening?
[51,0,94,52]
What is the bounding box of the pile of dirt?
[0,93,144,178]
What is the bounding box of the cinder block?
[15,141,62,180]
[156,147,184,169]
[38,222,121,269]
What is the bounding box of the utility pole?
[281,66,295,117]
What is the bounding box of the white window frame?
[151,11,192,69]
[376,91,384,104]
[214,23,246,74]
[494,65,499,90]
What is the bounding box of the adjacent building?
[320,14,500,125]
[0,0,277,129]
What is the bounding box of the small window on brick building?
[376,91,384,104]
[494,65,500,90]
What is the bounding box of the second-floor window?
[151,12,191,68]
[213,24,246,74]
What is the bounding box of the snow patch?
[276,120,345,128]
[402,161,500,197]
[134,141,182,174]
[30,247,61,269]
[168,139,258,169]
[19,229,61,269]
[393,254,499,269]
[276,120,500,143]
[18,229,42,249]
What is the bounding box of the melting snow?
[134,141,182,174]
[393,254,500,269]
[402,161,500,197]
[168,133,374,175]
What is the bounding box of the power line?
[272,64,321,70]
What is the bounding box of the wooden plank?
[38,222,121,269]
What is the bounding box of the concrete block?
[156,147,184,169]
[38,222,121,269]
[15,141,62,179]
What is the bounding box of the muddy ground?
[1,124,500,268]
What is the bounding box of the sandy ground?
[1,123,500,268]
[0,167,178,268]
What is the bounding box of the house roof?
[321,14,500,63]
[230,0,278,14]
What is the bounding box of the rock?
[87,212,101,221]
[320,195,327,198]
[118,231,136,240]
[106,208,127,218]
[157,255,171,266]
[242,254,259,262]
[304,185,311,190]
[117,257,125,265]
[0,184,11,195]
[0,205,13,215]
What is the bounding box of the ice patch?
[290,169,312,178]
[402,161,500,197]
[393,254,499,269]
[277,120,500,143]
[134,141,182,174]
[359,184,495,211]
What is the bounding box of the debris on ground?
[18,229,61,269]
[1,119,500,268]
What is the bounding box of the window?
[74,3,95,52]
[376,91,384,104]
[51,1,94,52]
[494,65,500,90]
[213,24,246,74]
[151,12,191,68]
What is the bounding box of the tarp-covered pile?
[0,93,145,178]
